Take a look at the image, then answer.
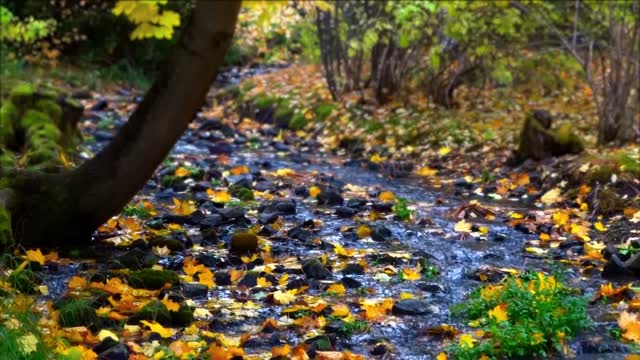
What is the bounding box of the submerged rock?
[392,299,437,316]
[302,258,332,280]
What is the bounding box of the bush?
[447,271,590,359]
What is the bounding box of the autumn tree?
[0,0,241,248]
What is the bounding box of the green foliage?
[123,202,152,218]
[0,297,52,360]
[448,272,590,359]
[128,269,179,290]
[393,198,411,221]
[112,0,180,40]
[57,299,98,328]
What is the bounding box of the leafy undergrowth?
[444,272,590,359]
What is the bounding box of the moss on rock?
[58,299,98,327]
[128,269,179,290]
[0,206,12,248]
[9,83,35,108]
[130,300,172,325]
[8,268,40,294]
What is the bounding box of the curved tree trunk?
[4,0,241,248]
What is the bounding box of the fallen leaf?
[454,219,472,233]
[540,188,562,205]
[25,249,45,265]
[140,320,175,338]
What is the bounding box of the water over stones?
[392,299,438,316]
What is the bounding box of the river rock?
[302,258,332,280]
[392,299,437,315]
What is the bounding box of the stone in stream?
[200,214,223,228]
[214,271,232,286]
[418,282,444,293]
[342,263,365,275]
[346,198,367,209]
[335,206,357,218]
[93,337,119,356]
[219,207,246,220]
[601,254,635,280]
[238,272,259,288]
[371,224,393,242]
[316,187,344,206]
[302,258,332,280]
[182,284,209,299]
[392,299,438,316]
[97,343,130,360]
[114,248,157,270]
[230,231,258,253]
[372,202,394,212]
[148,236,185,251]
[341,276,362,289]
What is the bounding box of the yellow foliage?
[113,0,180,40]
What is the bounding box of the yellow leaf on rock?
[594,222,607,232]
[438,146,451,156]
[273,290,296,304]
[172,198,196,215]
[25,249,45,265]
[309,186,321,197]
[436,352,448,360]
[331,304,350,317]
[379,191,396,202]
[161,295,180,312]
[540,188,562,205]
[327,283,346,295]
[454,219,472,233]
[257,277,273,287]
[174,167,190,177]
[271,344,291,357]
[276,168,296,177]
[416,167,438,177]
[552,210,569,226]
[525,247,548,255]
[357,225,371,238]
[230,165,249,175]
[97,329,119,342]
[334,244,355,257]
[207,189,231,203]
[402,267,422,281]
[140,320,175,338]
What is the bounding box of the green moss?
[229,185,254,201]
[0,206,12,248]
[584,164,617,184]
[0,150,15,169]
[58,299,98,327]
[171,304,195,326]
[130,300,172,325]
[289,112,308,130]
[19,109,50,130]
[253,94,280,110]
[9,83,34,108]
[34,99,62,123]
[313,103,335,121]
[128,269,179,290]
[0,102,19,141]
[596,188,626,215]
[161,175,178,187]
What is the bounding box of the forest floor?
[4,65,640,360]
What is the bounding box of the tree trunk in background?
[4,0,241,248]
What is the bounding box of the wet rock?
[371,342,394,356]
[371,224,392,242]
[259,212,279,225]
[454,178,474,189]
[198,118,223,131]
[182,283,209,298]
[208,142,233,155]
[128,269,179,290]
[335,206,357,218]
[491,233,508,242]
[212,271,231,286]
[341,276,362,289]
[200,214,223,228]
[392,299,437,316]
[273,142,290,152]
[261,200,296,216]
[418,282,444,293]
[93,337,119,355]
[294,185,309,197]
[91,98,108,111]
[288,225,313,242]
[625,253,640,272]
[148,236,185,251]
[114,248,157,270]
[317,187,343,206]
[219,207,246,220]
[98,343,129,360]
[171,304,195,326]
[302,258,332,280]
[342,263,365,275]
[94,130,114,142]
[372,202,394,212]
[602,255,635,280]
[230,232,258,253]
[346,198,367,209]
[239,272,259,288]
[514,223,532,234]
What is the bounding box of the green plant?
[421,259,440,280]
[122,202,151,218]
[0,296,52,360]
[393,198,411,221]
[447,272,591,359]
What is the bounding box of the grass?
[446,271,590,359]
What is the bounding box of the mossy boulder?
[129,300,172,325]
[128,269,179,290]
[514,110,583,162]
[313,103,335,121]
[596,188,626,215]
[58,299,98,327]
[229,185,254,202]
[171,304,195,326]
[289,112,308,130]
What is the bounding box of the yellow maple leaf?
[570,223,590,241]
[327,283,346,295]
[438,146,452,156]
[25,249,45,265]
[402,267,422,281]
[488,304,508,323]
[594,221,607,232]
[370,153,386,164]
[436,352,448,360]
[309,186,322,197]
[552,210,569,226]
[454,219,472,233]
[174,167,190,177]
[276,168,296,177]
[172,197,196,215]
[540,188,562,205]
[197,267,215,288]
[207,189,231,203]
[271,344,291,357]
[459,334,477,348]
[230,165,249,175]
[257,277,273,287]
[379,191,396,202]
[416,167,438,177]
[331,304,350,317]
[334,244,355,257]
[357,224,372,238]
[161,295,180,312]
[273,290,296,304]
[140,320,175,338]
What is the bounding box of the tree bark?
[4,0,241,248]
